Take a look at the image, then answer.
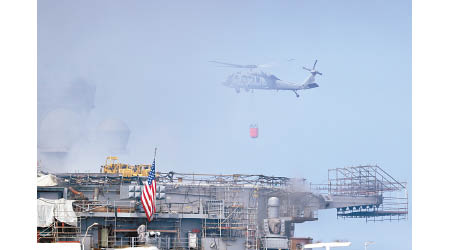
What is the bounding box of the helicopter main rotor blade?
[209,61,258,69]
[303,66,312,71]
[313,60,318,70]
[257,62,277,68]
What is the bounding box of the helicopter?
[210,60,322,98]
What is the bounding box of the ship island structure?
[37,158,408,250]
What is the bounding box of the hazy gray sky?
[38,1,411,249]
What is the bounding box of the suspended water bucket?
[249,124,258,138]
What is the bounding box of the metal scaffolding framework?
[156,172,290,187]
[201,185,260,250]
[326,165,408,222]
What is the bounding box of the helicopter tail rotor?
[313,59,318,70]
[302,60,322,75]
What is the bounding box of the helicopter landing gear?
[293,90,299,98]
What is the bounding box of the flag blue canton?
[147,160,156,184]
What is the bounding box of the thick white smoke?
[38,77,131,173]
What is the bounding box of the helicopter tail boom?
[299,82,319,90]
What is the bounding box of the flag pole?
[153,147,157,163]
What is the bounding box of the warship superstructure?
[37,164,407,250]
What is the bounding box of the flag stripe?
[143,185,154,214]
[152,181,156,211]
[142,183,154,220]
[141,193,151,222]
[142,186,152,214]
[143,185,153,214]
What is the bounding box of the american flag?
[141,159,156,222]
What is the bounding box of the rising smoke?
[37,77,130,172]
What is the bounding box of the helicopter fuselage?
[223,71,316,91]
[214,59,321,97]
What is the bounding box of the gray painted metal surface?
[38,166,407,249]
